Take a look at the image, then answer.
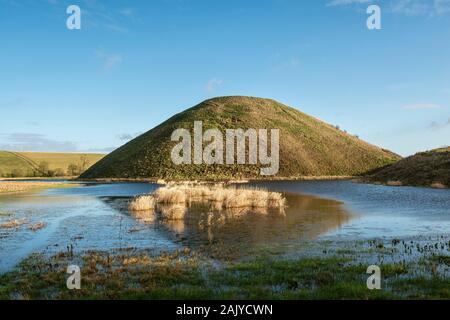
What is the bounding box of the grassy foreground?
[1,247,448,300]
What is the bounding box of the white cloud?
[429,118,450,130]
[205,78,224,92]
[327,0,372,7]
[0,98,25,109]
[0,133,77,152]
[402,103,443,110]
[96,50,123,69]
[116,133,133,141]
[434,0,450,14]
[389,0,430,16]
[119,8,135,17]
[327,0,450,15]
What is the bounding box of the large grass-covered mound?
[365,147,450,188]
[81,96,400,180]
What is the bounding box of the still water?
[0,181,449,272]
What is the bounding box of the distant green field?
[0,151,105,178]
[0,151,32,177]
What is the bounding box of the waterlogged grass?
[0,249,448,300]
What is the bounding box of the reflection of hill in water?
[103,193,354,259]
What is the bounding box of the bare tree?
[79,155,90,173]
[38,161,50,176]
[67,163,80,176]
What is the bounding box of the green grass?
[0,151,34,177]
[0,249,448,300]
[0,151,104,177]
[365,147,450,188]
[81,96,400,180]
[18,152,104,172]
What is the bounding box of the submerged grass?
[0,249,448,300]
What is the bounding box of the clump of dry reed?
[128,184,286,221]
[128,195,156,211]
[156,184,287,209]
[29,222,46,232]
[386,181,403,186]
[159,204,187,220]
[133,210,156,223]
[154,187,187,204]
[430,182,447,189]
[0,218,27,229]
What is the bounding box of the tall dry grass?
[154,187,187,204]
[128,195,156,211]
[0,218,27,229]
[128,184,287,221]
[159,204,187,220]
[430,182,447,189]
[153,184,286,208]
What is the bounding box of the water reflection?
[3,180,449,272]
[119,193,354,258]
[3,180,449,271]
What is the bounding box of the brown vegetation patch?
[129,184,287,221]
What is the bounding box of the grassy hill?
[81,96,400,180]
[365,147,450,188]
[0,151,104,178]
[0,151,33,177]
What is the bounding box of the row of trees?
[0,155,91,178]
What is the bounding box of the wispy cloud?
[0,97,26,108]
[402,103,443,110]
[327,0,450,16]
[116,133,133,141]
[389,0,431,16]
[116,132,142,141]
[119,8,135,18]
[25,121,39,127]
[434,0,450,14]
[0,133,77,152]
[327,0,372,7]
[429,118,450,130]
[205,78,224,92]
[96,50,123,69]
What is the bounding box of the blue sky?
[0,0,449,156]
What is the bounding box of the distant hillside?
[0,151,104,178]
[365,147,450,188]
[81,96,400,180]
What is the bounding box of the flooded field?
[1,181,449,272]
